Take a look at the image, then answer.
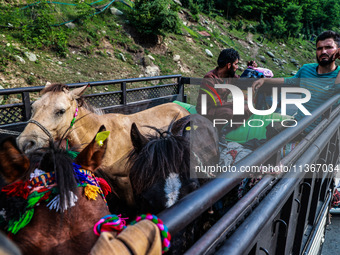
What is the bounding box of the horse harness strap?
[27,119,53,140]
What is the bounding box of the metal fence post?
[121,82,127,105]
[22,92,31,121]
[177,76,184,102]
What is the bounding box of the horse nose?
[17,137,37,153]
[23,140,36,152]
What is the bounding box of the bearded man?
[196,48,252,131]
[252,30,340,133]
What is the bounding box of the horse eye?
[56,109,66,116]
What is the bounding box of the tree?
[128,0,181,36]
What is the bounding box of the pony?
[0,126,112,255]
[127,114,219,254]
[16,83,189,206]
[128,114,219,214]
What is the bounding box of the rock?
[205,49,213,57]
[257,43,263,47]
[45,82,51,86]
[119,53,126,62]
[148,55,155,61]
[248,40,254,45]
[65,22,76,29]
[173,0,182,6]
[106,51,112,56]
[76,57,81,60]
[299,46,303,49]
[259,55,266,63]
[282,43,286,47]
[8,98,21,104]
[110,7,123,15]
[266,51,275,58]
[173,55,181,62]
[282,60,287,64]
[24,52,37,62]
[291,71,297,75]
[57,61,62,65]
[290,58,298,64]
[210,44,213,47]
[145,65,160,77]
[14,55,25,64]
[183,21,188,26]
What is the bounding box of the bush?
[128,0,181,36]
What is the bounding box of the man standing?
[196,48,251,128]
[252,30,340,133]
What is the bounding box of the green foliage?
[214,0,340,39]
[128,0,181,36]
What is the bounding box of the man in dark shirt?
[196,48,251,129]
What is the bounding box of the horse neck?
[67,107,100,147]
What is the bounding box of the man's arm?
[252,78,285,92]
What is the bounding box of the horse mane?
[41,83,103,115]
[128,120,191,195]
[28,140,77,212]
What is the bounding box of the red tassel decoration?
[2,181,30,199]
[96,178,111,197]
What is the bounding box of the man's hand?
[252,78,265,93]
[332,48,340,61]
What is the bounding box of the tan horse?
[17,83,189,206]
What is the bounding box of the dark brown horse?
[128,114,219,213]
[0,126,111,255]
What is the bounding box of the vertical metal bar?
[177,76,185,102]
[121,82,127,105]
[22,92,31,121]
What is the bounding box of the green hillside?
[0,0,337,89]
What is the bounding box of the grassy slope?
[0,4,319,91]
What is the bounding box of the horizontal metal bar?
[185,175,276,255]
[158,95,340,236]
[126,83,178,92]
[215,113,340,255]
[0,75,182,95]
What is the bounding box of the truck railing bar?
[215,113,340,254]
[280,104,340,166]
[0,75,182,95]
[302,190,332,254]
[185,175,277,255]
[126,83,178,92]
[158,94,340,236]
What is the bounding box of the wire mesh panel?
[84,93,122,108]
[126,85,178,103]
[0,106,24,125]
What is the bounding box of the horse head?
[128,121,200,213]
[17,83,88,154]
[0,126,111,254]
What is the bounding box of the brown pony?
[16,83,189,206]
[0,126,111,255]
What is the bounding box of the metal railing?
[0,75,337,254]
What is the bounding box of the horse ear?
[75,125,108,171]
[70,85,88,99]
[131,123,148,151]
[0,137,29,184]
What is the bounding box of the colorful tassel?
[96,178,111,197]
[47,192,78,212]
[84,185,100,200]
[8,208,34,235]
[2,181,30,200]
[93,214,127,236]
[130,213,171,253]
